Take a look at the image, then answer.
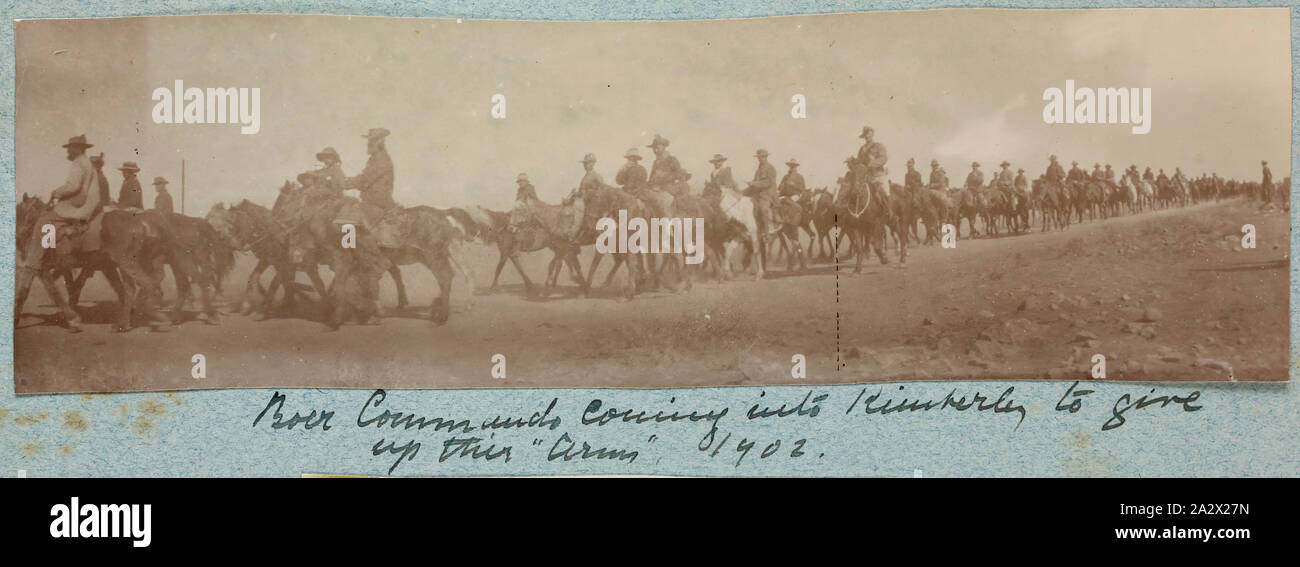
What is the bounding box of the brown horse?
[834,176,891,273]
[16,196,169,331]
[206,198,331,320]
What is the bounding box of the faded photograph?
[12,9,1290,393]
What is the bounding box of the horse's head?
[16,193,49,252]
[271,180,303,216]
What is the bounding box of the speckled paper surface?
[0,0,1295,477]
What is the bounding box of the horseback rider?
[339,128,396,240]
[576,153,605,200]
[303,146,346,200]
[904,158,923,193]
[704,154,738,201]
[1067,161,1087,183]
[117,161,143,209]
[856,125,890,198]
[18,135,103,278]
[745,148,778,233]
[965,162,984,191]
[90,153,111,216]
[152,177,174,214]
[1045,155,1066,186]
[779,158,806,200]
[615,148,647,194]
[646,134,689,196]
[514,173,539,205]
[995,160,1017,207]
[283,147,346,264]
[1090,163,1105,182]
[1014,168,1029,196]
[928,159,949,191]
[1104,164,1116,186]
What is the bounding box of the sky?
[15,9,1291,215]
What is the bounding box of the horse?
[206,199,332,320]
[16,196,168,332]
[834,175,891,273]
[714,183,765,280]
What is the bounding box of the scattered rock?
[1139,307,1163,322]
[1139,326,1158,339]
[976,310,995,320]
[1072,331,1098,343]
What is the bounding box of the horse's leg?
[304,265,331,321]
[584,250,605,294]
[242,258,268,315]
[37,269,80,330]
[424,252,453,325]
[448,242,477,294]
[14,265,38,326]
[564,249,588,294]
[168,262,193,325]
[67,266,94,306]
[388,264,408,312]
[198,268,219,325]
[102,265,126,307]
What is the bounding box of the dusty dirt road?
[13,198,1289,393]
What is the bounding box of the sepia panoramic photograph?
[12,9,1291,393]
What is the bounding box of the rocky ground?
[13,198,1289,393]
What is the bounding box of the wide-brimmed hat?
[1017,168,1025,173]
[624,148,642,160]
[516,173,530,183]
[971,162,980,168]
[1072,161,1079,166]
[930,159,939,167]
[316,147,340,162]
[755,148,769,158]
[785,158,800,167]
[1093,163,1101,168]
[1000,161,1011,167]
[709,154,727,164]
[647,134,670,148]
[361,128,391,140]
[62,134,93,149]
[858,126,874,139]
[153,176,168,186]
[580,153,597,164]
[118,161,140,172]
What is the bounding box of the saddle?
[53,210,108,255]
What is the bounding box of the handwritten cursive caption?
[251,382,1203,475]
